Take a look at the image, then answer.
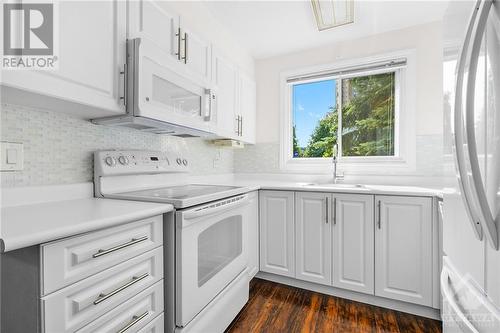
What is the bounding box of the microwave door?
[134,38,213,132]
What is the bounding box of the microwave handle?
[181,194,250,222]
[204,89,215,121]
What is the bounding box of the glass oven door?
[175,194,250,327]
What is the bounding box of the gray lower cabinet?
[0,215,170,333]
[295,192,332,286]
[258,190,435,307]
[332,193,375,294]
[259,190,295,277]
[375,195,433,306]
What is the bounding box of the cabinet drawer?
[77,280,164,333]
[42,247,163,333]
[138,313,164,333]
[41,215,163,295]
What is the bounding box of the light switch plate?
[1,142,23,171]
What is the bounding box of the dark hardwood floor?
[225,278,442,333]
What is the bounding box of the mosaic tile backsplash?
[1,104,233,187]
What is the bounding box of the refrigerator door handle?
[453,0,484,241]
[464,0,498,250]
[441,267,479,333]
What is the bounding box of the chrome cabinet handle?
[92,236,148,258]
[204,89,214,121]
[453,0,484,241]
[325,197,329,224]
[463,0,497,249]
[182,33,188,64]
[333,197,337,225]
[119,63,127,106]
[175,28,181,61]
[117,311,149,333]
[93,273,149,305]
[377,200,381,229]
[235,115,241,135]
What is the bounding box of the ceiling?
[204,0,450,59]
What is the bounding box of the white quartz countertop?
[1,198,173,253]
[193,178,442,197]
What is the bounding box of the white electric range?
[94,150,254,333]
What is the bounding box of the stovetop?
[105,184,250,209]
[122,184,241,200]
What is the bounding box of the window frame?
[279,50,417,174]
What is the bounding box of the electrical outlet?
[1,142,24,171]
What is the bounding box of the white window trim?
[279,49,417,175]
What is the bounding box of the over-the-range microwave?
[92,38,216,137]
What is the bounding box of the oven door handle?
[180,194,251,222]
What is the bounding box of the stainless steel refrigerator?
[442,0,500,332]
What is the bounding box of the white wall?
[235,21,445,183]
[255,21,442,143]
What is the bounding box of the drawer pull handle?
[117,311,149,333]
[93,273,149,305]
[92,236,148,258]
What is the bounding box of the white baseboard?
[255,271,441,321]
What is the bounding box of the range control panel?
[94,150,189,176]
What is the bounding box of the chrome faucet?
[332,143,344,183]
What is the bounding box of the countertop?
[1,197,173,253]
[193,178,442,197]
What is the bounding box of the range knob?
[176,158,182,165]
[118,156,129,165]
[182,159,188,166]
[105,156,116,167]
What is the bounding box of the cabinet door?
[182,26,211,83]
[332,194,374,294]
[259,191,295,277]
[238,72,257,144]
[247,191,259,278]
[2,0,126,116]
[213,51,238,140]
[128,0,179,61]
[375,195,433,306]
[295,192,332,285]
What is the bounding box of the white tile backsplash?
[0,104,233,187]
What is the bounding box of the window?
[280,52,416,173]
[292,71,396,159]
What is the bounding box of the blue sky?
[292,79,336,147]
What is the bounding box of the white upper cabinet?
[238,72,257,144]
[212,50,257,144]
[332,194,374,294]
[128,0,179,61]
[1,0,127,118]
[128,0,211,86]
[295,192,332,285]
[375,195,433,306]
[180,25,211,84]
[259,191,295,277]
[213,51,239,140]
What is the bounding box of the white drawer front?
[77,280,164,333]
[138,313,164,333]
[42,215,163,295]
[42,247,163,333]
